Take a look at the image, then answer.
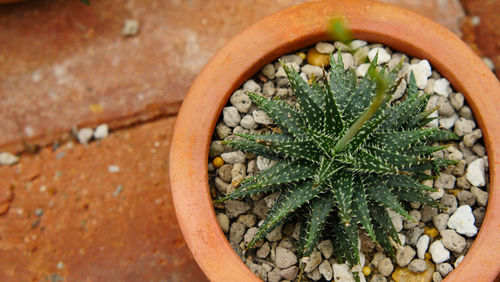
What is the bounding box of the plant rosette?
[170,1,500,281]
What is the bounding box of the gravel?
[77,127,93,144]
[209,41,489,281]
[93,124,109,140]
[0,152,19,166]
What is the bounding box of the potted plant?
[170,1,500,281]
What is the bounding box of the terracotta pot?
[170,0,500,281]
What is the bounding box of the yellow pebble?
[362,266,372,276]
[306,48,330,67]
[212,157,224,168]
[424,227,439,238]
[296,52,306,60]
[425,252,432,260]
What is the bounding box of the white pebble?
[243,79,261,93]
[253,110,273,125]
[275,247,298,268]
[230,90,253,113]
[447,205,477,237]
[222,106,241,127]
[301,64,323,79]
[439,113,459,130]
[349,40,367,50]
[429,240,450,263]
[108,165,120,173]
[315,42,335,54]
[417,235,430,259]
[319,260,333,281]
[77,127,94,144]
[466,158,486,187]
[122,19,140,36]
[221,151,246,164]
[93,124,109,140]
[240,115,257,129]
[409,60,432,89]
[356,63,370,77]
[332,263,355,282]
[368,47,391,64]
[0,152,19,166]
[433,78,452,97]
[388,209,403,232]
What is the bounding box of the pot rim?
[170,1,500,281]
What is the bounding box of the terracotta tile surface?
[0,0,466,153]
[0,117,208,281]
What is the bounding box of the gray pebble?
[449,92,464,110]
[457,190,476,206]
[275,246,298,268]
[281,265,298,280]
[262,64,276,79]
[434,173,456,189]
[388,209,403,232]
[306,268,322,281]
[406,227,424,246]
[223,106,241,127]
[122,19,139,36]
[420,206,438,223]
[318,239,334,259]
[463,129,482,147]
[218,164,233,182]
[408,259,427,273]
[253,110,273,125]
[243,79,261,93]
[433,271,443,282]
[230,90,253,113]
[231,163,246,183]
[262,81,275,97]
[456,176,471,189]
[378,257,394,276]
[370,274,388,282]
[240,115,257,130]
[459,106,473,120]
[471,143,486,157]
[471,186,488,206]
[216,213,230,233]
[433,213,450,231]
[268,268,282,282]
[216,123,232,139]
[454,118,475,136]
[319,260,333,281]
[440,229,466,253]
[436,96,454,117]
[265,224,283,242]
[93,124,109,140]
[257,242,271,258]
[396,246,416,267]
[404,210,421,229]
[221,151,246,164]
[440,193,458,214]
[214,177,229,194]
[225,200,251,218]
[302,251,322,272]
[473,207,485,227]
[252,199,269,220]
[243,227,261,247]
[301,64,323,79]
[437,263,453,277]
[238,214,256,228]
[281,54,303,65]
[229,222,246,244]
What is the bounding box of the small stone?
[0,152,19,166]
[216,123,232,139]
[440,193,457,214]
[224,200,251,219]
[360,232,376,253]
[457,190,475,206]
[429,240,450,263]
[262,64,276,79]
[333,263,355,281]
[430,188,444,200]
[306,48,330,67]
[408,259,427,273]
[378,257,394,276]
[253,110,273,125]
[396,246,416,267]
[391,79,407,101]
[433,78,452,97]
[229,222,246,244]
[416,235,430,259]
[436,96,454,117]
[222,106,241,127]
[434,173,456,190]
[350,40,367,50]
[371,252,386,268]
[370,274,387,282]
[406,227,424,246]
[77,127,93,144]
[409,60,432,89]
[231,163,246,183]
[392,260,434,282]
[473,207,485,227]
[447,205,477,237]
[243,79,261,93]
[368,47,391,64]
[451,160,467,176]
[334,41,352,52]
[459,106,473,120]
[454,255,464,268]
[281,54,303,65]
[281,265,299,280]
[265,224,283,242]
[388,209,403,232]
[319,260,333,280]
[238,214,256,228]
[262,81,275,97]
[268,268,282,282]
[121,19,139,36]
[318,239,334,259]
[420,206,437,223]
[466,158,486,187]
[471,143,486,157]
[437,263,453,277]
[93,124,109,139]
[230,91,253,113]
[454,118,475,136]
[243,226,259,243]
[252,199,269,219]
[440,229,466,253]
[218,164,232,182]
[275,246,298,268]
[301,64,323,79]
[449,92,464,110]
[354,47,369,66]
[240,115,257,130]
[456,176,471,189]
[256,242,271,258]
[306,267,322,281]
[216,213,230,233]
[463,129,482,148]
[433,214,450,231]
[471,186,488,207]
[221,151,246,164]
[315,42,335,54]
[356,63,370,77]
[432,271,443,282]
[108,165,120,173]
[303,251,322,272]
[405,210,422,230]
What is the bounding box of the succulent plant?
[216,52,457,272]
